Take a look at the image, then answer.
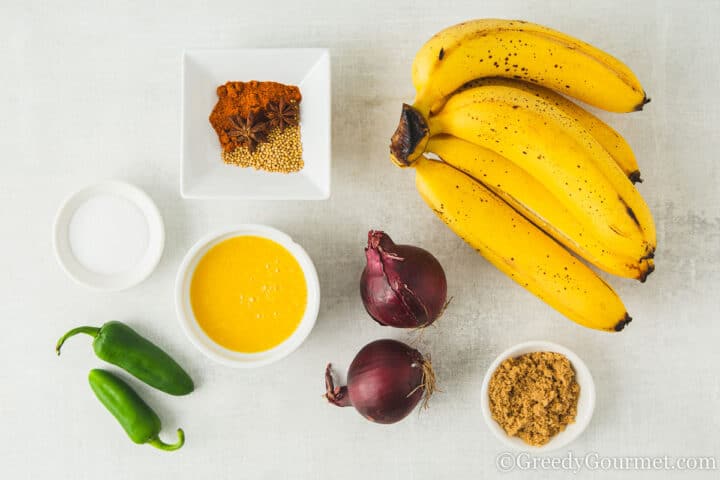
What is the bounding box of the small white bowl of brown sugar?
[480,341,596,452]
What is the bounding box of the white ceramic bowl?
[175,225,320,368]
[181,48,331,200]
[53,181,165,291]
[480,341,596,452]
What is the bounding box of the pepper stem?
[55,326,101,355]
[147,428,185,451]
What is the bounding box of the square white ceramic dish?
[181,48,331,199]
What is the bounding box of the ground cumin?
[488,352,580,446]
[209,81,301,152]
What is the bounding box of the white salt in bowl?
[53,181,165,291]
[480,340,596,452]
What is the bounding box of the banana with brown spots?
[413,156,632,332]
[411,19,648,116]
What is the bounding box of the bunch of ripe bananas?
[389,19,655,332]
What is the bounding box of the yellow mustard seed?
[222,126,303,173]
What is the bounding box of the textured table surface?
[1,1,719,478]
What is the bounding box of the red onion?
[324,339,436,424]
[360,230,448,328]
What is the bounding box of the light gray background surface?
[1,1,719,478]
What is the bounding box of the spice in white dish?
[68,194,149,275]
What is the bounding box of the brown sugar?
[488,352,580,446]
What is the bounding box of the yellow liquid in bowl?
[190,236,307,353]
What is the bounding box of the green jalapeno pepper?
[88,369,184,451]
[57,321,194,396]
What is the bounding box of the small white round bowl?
[53,181,165,292]
[480,340,596,452]
[175,225,320,368]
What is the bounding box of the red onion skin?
[360,231,447,328]
[325,339,431,424]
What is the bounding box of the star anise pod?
[226,112,269,153]
[265,99,299,131]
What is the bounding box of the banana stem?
[55,326,100,355]
[389,104,430,167]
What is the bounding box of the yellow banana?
[411,19,648,116]
[427,135,653,280]
[427,84,656,257]
[414,156,631,332]
[459,78,643,183]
